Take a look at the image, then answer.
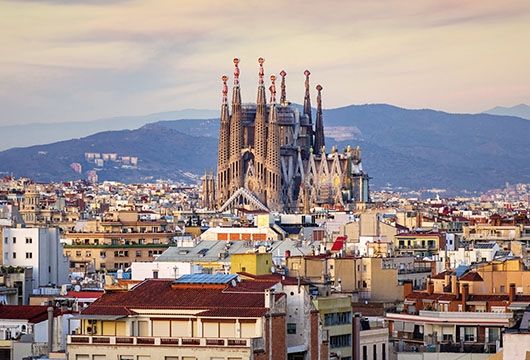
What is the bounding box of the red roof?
[82,279,276,318]
[331,236,347,252]
[459,272,483,282]
[0,305,61,323]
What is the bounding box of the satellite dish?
[74,284,81,292]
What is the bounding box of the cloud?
[0,0,529,124]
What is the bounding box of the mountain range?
[484,104,530,120]
[0,104,529,193]
[0,109,218,151]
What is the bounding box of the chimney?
[509,283,516,303]
[427,280,434,295]
[461,283,469,310]
[47,306,54,353]
[264,288,275,309]
[452,276,460,297]
[352,313,361,360]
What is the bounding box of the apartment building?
[66,273,329,360]
[2,227,68,288]
[286,255,404,302]
[393,231,445,257]
[63,211,178,272]
[386,258,530,355]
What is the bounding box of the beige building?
[67,274,328,360]
[287,255,404,302]
[63,211,177,272]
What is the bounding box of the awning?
[70,315,126,320]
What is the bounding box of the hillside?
[0,104,528,192]
[484,104,530,120]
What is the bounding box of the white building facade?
[2,227,69,288]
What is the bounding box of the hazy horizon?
[1,0,530,125]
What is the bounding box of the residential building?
[2,227,68,288]
[386,259,530,355]
[63,212,177,272]
[67,273,329,360]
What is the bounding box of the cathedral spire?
[266,74,281,211]
[314,84,325,155]
[303,69,313,150]
[232,57,241,105]
[280,70,287,105]
[303,70,312,120]
[216,75,231,207]
[254,58,268,194]
[229,58,244,192]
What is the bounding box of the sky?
[1,0,530,125]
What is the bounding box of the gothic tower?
[265,75,282,211]
[228,58,244,194]
[314,84,325,154]
[216,75,231,207]
[303,70,313,150]
[253,58,268,202]
[279,70,287,106]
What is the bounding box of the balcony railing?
[68,335,264,350]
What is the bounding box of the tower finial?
[258,57,265,85]
[221,75,228,104]
[269,74,277,103]
[280,70,287,105]
[233,58,240,85]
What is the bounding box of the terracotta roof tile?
[0,305,61,323]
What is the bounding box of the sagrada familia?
[201,58,370,213]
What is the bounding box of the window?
[26,252,33,259]
[488,328,501,342]
[76,251,82,257]
[382,343,386,360]
[363,345,367,360]
[4,237,7,244]
[11,252,16,259]
[12,237,16,244]
[4,252,7,260]
[136,250,141,257]
[153,239,160,244]
[500,285,506,293]
[153,270,159,279]
[324,312,352,326]
[330,334,351,348]
[373,344,377,360]
[86,251,91,257]
[463,327,476,342]
[25,237,32,244]
[287,323,296,334]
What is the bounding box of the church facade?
[202,58,370,213]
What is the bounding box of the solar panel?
[455,265,469,278]
[174,273,238,284]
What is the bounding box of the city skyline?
[1,0,530,125]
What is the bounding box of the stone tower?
[253,58,268,202]
[265,75,282,211]
[314,84,326,155]
[303,70,313,151]
[216,75,231,207]
[228,58,243,194]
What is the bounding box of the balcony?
[68,335,264,350]
[387,311,512,326]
